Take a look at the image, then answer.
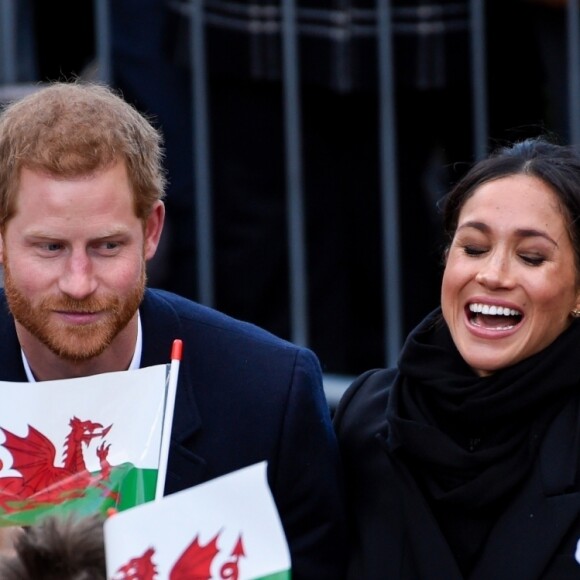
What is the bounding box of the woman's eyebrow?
[457,220,558,247]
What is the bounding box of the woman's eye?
[520,254,545,266]
[463,245,486,256]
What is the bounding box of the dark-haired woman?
[334,137,580,579]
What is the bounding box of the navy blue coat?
[0,288,348,579]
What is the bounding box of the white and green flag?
[104,461,292,580]
[0,362,173,527]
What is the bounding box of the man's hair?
[0,514,106,580]
[0,80,166,227]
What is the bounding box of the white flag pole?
[155,339,183,500]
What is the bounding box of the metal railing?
[1,0,579,408]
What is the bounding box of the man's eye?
[44,243,63,252]
[96,241,122,253]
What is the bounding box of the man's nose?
[57,252,98,299]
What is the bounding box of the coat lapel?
[140,290,206,492]
[387,449,464,579]
[472,470,580,580]
[472,397,580,580]
[375,427,464,579]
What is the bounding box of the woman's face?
[441,174,580,376]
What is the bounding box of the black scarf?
[386,308,580,574]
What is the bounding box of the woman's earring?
[571,309,580,318]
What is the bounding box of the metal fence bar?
[281,0,308,347]
[0,0,16,83]
[470,0,488,161]
[93,0,111,84]
[568,0,580,145]
[376,0,402,366]
[189,0,215,306]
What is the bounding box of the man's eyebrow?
[23,227,130,239]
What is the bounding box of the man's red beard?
[2,260,145,362]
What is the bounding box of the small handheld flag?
[105,462,291,580]
[155,339,183,500]
[0,339,183,527]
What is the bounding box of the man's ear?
[0,229,5,266]
[144,201,165,261]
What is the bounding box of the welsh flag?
[0,341,182,527]
[104,461,291,580]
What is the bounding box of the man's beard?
[3,261,146,362]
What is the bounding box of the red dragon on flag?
[0,416,118,514]
[112,547,159,580]
[113,531,246,580]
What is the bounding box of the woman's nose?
[475,254,514,289]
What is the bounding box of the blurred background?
[0,0,572,405]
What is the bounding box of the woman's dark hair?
[441,137,580,274]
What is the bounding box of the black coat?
[334,367,580,579]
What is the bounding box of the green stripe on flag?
[0,463,158,527]
[253,570,292,580]
[253,571,291,580]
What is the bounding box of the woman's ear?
[571,287,580,318]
